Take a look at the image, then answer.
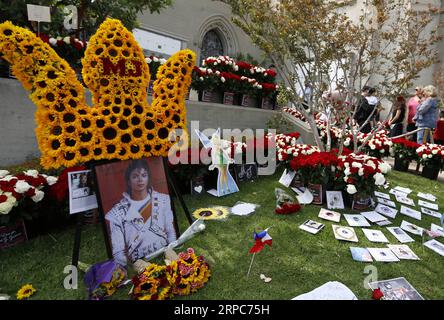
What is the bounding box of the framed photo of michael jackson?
[94,157,178,266]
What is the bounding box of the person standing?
[366,87,379,127]
[354,86,372,133]
[433,110,444,145]
[413,85,439,144]
[388,96,407,137]
[298,80,313,110]
[406,87,423,142]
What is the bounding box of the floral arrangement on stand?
[131,248,211,300]
[191,55,279,104]
[0,19,195,169]
[0,169,58,225]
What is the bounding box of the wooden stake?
[247,253,256,277]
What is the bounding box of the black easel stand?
[70,160,112,267]
[163,157,194,225]
[71,212,84,267]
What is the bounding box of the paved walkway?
[384,157,444,183]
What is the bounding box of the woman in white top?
[105,159,177,266]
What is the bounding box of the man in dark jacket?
[354,86,373,133]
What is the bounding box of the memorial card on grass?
[318,208,341,223]
[367,248,399,262]
[386,227,415,243]
[332,225,358,242]
[387,244,420,260]
[377,197,396,208]
[374,191,391,200]
[418,200,439,211]
[344,214,371,227]
[350,247,373,262]
[421,207,442,219]
[361,211,389,223]
[417,192,437,202]
[400,206,421,221]
[299,220,325,235]
[400,220,423,236]
[362,229,389,243]
[375,204,398,219]
[423,239,444,257]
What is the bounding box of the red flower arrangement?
[275,203,301,214]
[391,138,421,162]
[290,151,339,186]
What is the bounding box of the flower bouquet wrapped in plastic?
[274,188,301,214]
[83,260,127,300]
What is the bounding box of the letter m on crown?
[101,58,142,77]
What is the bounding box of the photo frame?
[94,157,180,266]
[68,169,98,214]
[326,191,344,210]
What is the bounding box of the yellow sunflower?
[192,207,230,220]
[16,284,36,300]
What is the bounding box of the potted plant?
[289,151,339,205]
[391,138,421,172]
[416,144,444,180]
[191,66,223,103]
[336,153,391,210]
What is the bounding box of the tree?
[222,0,442,153]
[0,0,173,38]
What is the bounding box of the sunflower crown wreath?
[0,19,195,169]
[131,248,211,300]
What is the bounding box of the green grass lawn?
[1,167,443,300]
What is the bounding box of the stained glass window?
[200,30,224,64]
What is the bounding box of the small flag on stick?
[247,228,272,277]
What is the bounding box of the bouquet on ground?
[391,138,421,162]
[336,153,391,196]
[83,260,127,300]
[274,188,301,214]
[0,170,58,225]
[416,144,444,169]
[131,248,211,300]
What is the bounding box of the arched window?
[200,30,224,64]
